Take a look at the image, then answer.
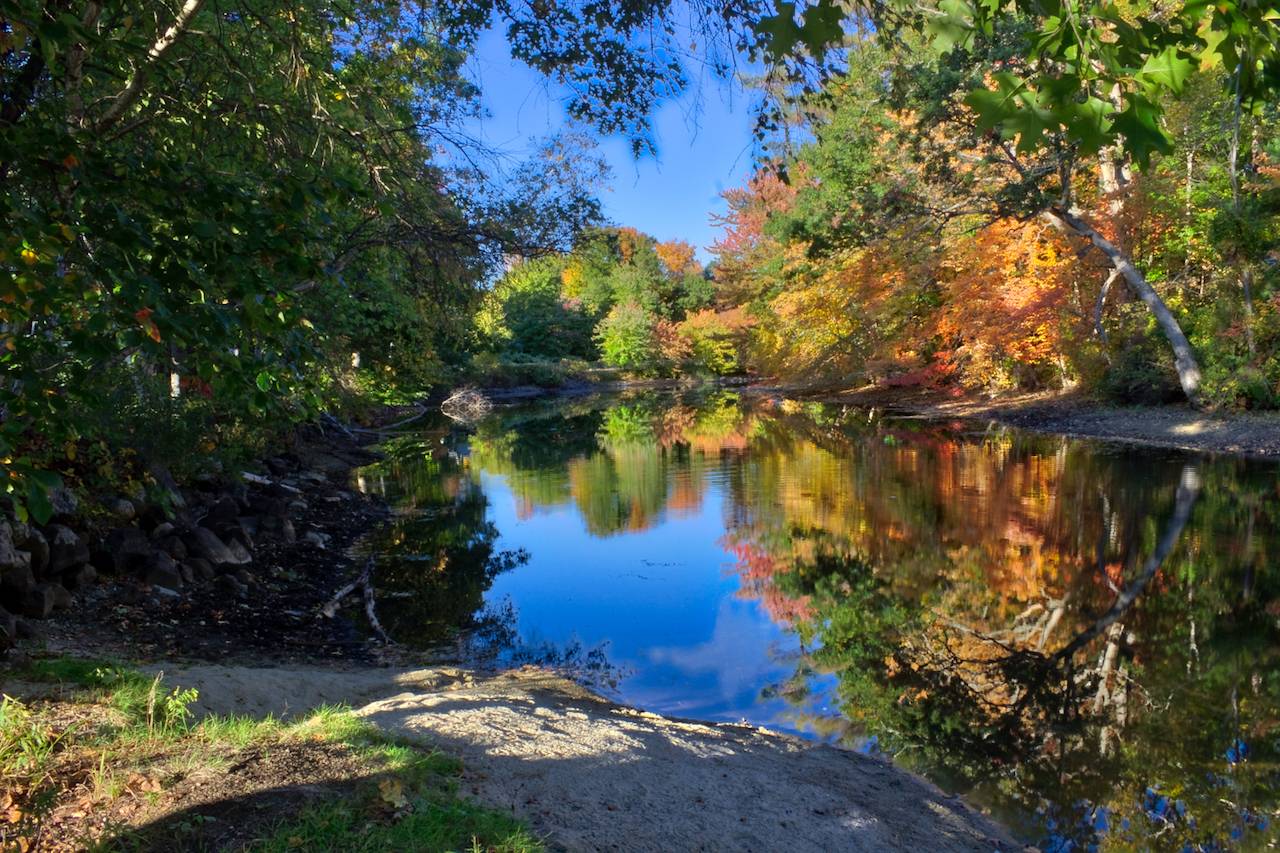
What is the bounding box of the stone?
[48,486,79,521]
[0,606,15,650]
[215,574,248,598]
[106,497,136,522]
[182,527,251,568]
[301,530,329,549]
[0,563,36,610]
[143,553,183,591]
[186,558,216,582]
[48,583,72,611]
[150,521,177,540]
[158,536,188,561]
[205,496,240,526]
[233,568,256,587]
[22,528,49,575]
[19,584,55,619]
[46,525,90,573]
[280,519,296,544]
[179,563,195,585]
[0,522,18,570]
[14,618,41,640]
[62,563,97,590]
[93,526,151,574]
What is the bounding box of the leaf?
[1138,46,1193,94]
[378,778,408,809]
[757,2,802,61]
[1065,96,1115,153]
[964,72,1025,133]
[1111,94,1173,169]
[255,371,272,392]
[924,0,976,54]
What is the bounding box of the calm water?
[357,390,1280,849]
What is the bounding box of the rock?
[14,617,41,640]
[179,563,195,585]
[106,497,136,522]
[158,536,188,561]
[280,519,297,544]
[0,522,18,570]
[19,584,55,619]
[94,527,151,574]
[225,537,253,565]
[62,563,97,590]
[0,563,36,610]
[48,583,72,611]
[143,553,183,591]
[150,521,177,540]
[46,525,90,573]
[48,486,79,521]
[21,528,49,575]
[215,574,248,598]
[0,606,16,650]
[182,527,251,568]
[234,568,256,587]
[301,530,329,549]
[204,496,240,526]
[186,558,216,582]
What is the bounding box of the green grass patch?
[2,656,543,852]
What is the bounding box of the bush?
[1097,346,1184,405]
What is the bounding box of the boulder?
[94,527,152,574]
[0,563,36,610]
[19,584,55,619]
[20,528,49,575]
[150,522,177,540]
[182,527,251,569]
[46,525,90,573]
[158,536,188,561]
[105,497,136,523]
[215,574,248,598]
[0,522,18,570]
[143,553,183,592]
[0,606,16,650]
[62,563,97,590]
[185,558,216,582]
[48,583,72,611]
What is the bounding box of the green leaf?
[1065,97,1115,154]
[255,371,273,392]
[1138,46,1194,94]
[1112,94,1173,169]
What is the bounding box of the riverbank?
[738,383,1280,459]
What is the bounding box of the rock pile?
[0,443,373,654]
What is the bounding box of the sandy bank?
[158,662,1025,852]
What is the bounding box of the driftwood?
[320,557,395,644]
[440,387,492,422]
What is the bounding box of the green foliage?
[595,301,659,374]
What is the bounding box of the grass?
[1,656,543,852]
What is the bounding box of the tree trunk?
[1046,208,1203,403]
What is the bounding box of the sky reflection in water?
[362,390,1280,849]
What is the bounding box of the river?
[357,389,1280,849]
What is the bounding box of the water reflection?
[359,391,1280,849]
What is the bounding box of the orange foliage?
[655,239,698,278]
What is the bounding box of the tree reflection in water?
[365,392,1280,849]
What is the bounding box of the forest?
[2,1,1278,514]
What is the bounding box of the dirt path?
[159,663,1024,852]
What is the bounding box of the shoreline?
[475,377,1280,460]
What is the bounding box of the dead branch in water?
[320,557,395,644]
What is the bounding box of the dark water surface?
[357,390,1280,849]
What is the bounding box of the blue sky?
[460,27,758,260]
